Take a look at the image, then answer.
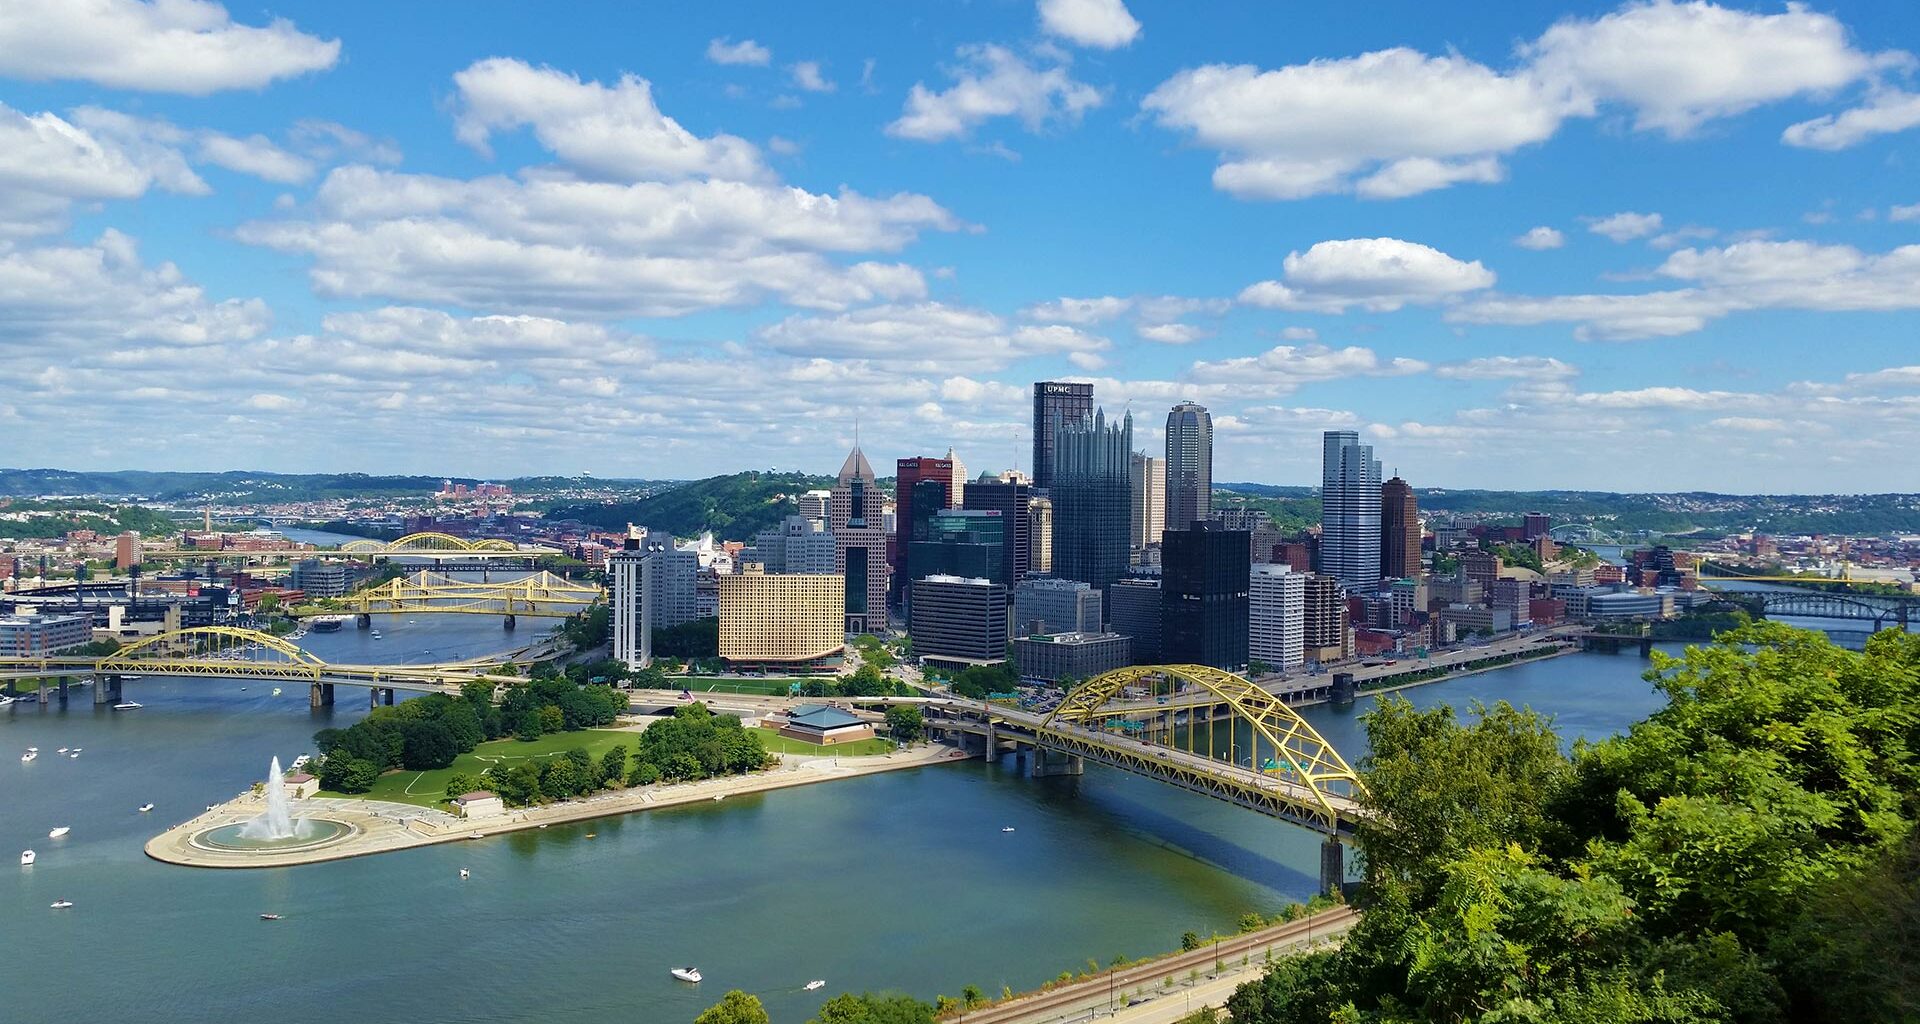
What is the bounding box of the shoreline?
[145,742,972,869]
[1286,642,1583,710]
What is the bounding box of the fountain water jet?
[239,756,311,840]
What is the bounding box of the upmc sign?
[1043,384,1078,394]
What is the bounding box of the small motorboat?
[56,747,68,754]
[259,913,282,921]
[21,751,35,763]
[459,868,470,879]
[713,795,724,802]
[1001,827,1016,833]
[469,831,484,840]
[50,899,73,910]
[537,824,548,829]
[239,687,247,691]
[113,702,143,710]
[20,850,34,866]
[71,748,81,753]
[68,752,79,759]
[585,833,597,839]
[805,980,826,991]
[48,827,70,839]
[671,967,703,983]
[139,803,155,813]
[270,688,282,697]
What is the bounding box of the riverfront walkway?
[146,742,971,868]
[954,907,1358,1024]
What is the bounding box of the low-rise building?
[283,772,320,800]
[717,565,845,668]
[1437,603,1513,636]
[1012,631,1131,683]
[1013,576,1101,635]
[0,611,94,656]
[777,704,875,745]
[910,574,1007,668]
[452,791,505,818]
[288,559,352,599]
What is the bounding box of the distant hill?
[0,469,657,503]
[549,471,834,540]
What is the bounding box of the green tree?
[539,757,580,800]
[443,773,483,800]
[598,745,629,788]
[628,761,662,786]
[884,705,923,743]
[514,707,545,740]
[806,993,937,1024]
[339,757,380,794]
[693,989,768,1024]
[400,719,459,770]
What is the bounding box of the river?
[4,621,1679,1023]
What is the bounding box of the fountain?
[187,755,355,854]
[240,756,308,840]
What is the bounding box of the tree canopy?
[1227,623,1920,1024]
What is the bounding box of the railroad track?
[953,906,1358,1024]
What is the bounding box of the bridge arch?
[1044,664,1365,832]
[100,627,328,670]
[340,532,521,554]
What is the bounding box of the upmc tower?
[1032,381,1094,491]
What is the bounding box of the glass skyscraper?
[1031,380,1094,491]
[1052,406,1133,602]
[1163,401,1213,531]
[1320,430,1382,591]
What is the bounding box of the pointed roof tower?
[838,446,876,483]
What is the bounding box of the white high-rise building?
[1249,564,1306,670]
[610,539,657,669]
[1320,430,1382,591]
[1129,451,1165,553]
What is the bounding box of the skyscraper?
[1129,452,1165,554]
[963,476,1031,583]
[1052,407,1133,599]
[1320,430,1382,590]
[894,455,955,602]
[1027,496,1052,573]
[1161,523,1249,671]
[1163,401,1213,531]
[1249,564,1306,671]
[831,446,889,633]
[1032,381,1094,491]
[1381,475,1421,580]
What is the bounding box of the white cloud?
[1038,0,1141,50]
[237,166,956,318]
[0,230,270,351]
[1189,344,1428,392]
[1019,295,1132,323]
[789,61,835,93]
[1278,327,1318,341]
[289,120,401,165]
[1238,237,1495,313]
[758,303,1109,371]
[0,103,219,236]
[196,133,313,183]
[1136,322,1207,344]
[1522,0,1903,137]
[1890,203,1920,223]
[706,37,771,67]
[1587,211,1664,242]
[767,136,801,156]
[1434,356,1579,381]
[1514,226,1565,250]
[1143,49,1564,199]
[1706,417,1788,432]
[1782,88,1920,150]
[0,0,339,94]
[1451,239,1920,339]
[452,58,767,182]
[244,393,299,411]
[888,45,1102,142]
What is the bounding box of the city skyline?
[2,1,1918,490]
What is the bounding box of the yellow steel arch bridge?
[313,569,604,618]
[340,532,523,555]
[0,627,528,706]
[943,664,1367,837]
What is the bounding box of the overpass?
[0,626,536,709]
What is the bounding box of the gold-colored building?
[718,564,845,667]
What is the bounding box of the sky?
[2,0,1918,492]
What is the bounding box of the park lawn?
[750,727,895,757]
[322,728,637,808]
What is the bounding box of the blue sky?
[2,0,1917,491]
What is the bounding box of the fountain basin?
[190,818,356,854]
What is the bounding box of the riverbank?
[1287,641,1582,709]
[145,741,972,868]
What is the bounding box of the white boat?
[68,752,79,759]
[21,751,35,763]
[270,688,282,697]
[469,831,484,839]
[71,748,81,753]
[114,702,143,710]
[56,747,68,754]
[48,827,70,839]
[805,980,826,991]
[1001,827,1016,833]
[370,631,383,639]
[259,913,282,921]
[20,850,34,866]
[671,967,703,983]
[50,899,73,909]
[0,696,13,707]
[459,868,470,879]
[139,803,154,813]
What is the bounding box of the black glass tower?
[1032,381,1094,491]
[1052,407,1133,604]
[1161,522,1250,671]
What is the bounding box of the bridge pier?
[1319,839,1345,898]
[357,613,371,629]
[93,674,122,706]
[310,682,334,708]
[1330,672,1356,706]
[1029,749,1084,777]
[503,614,516,630]
[369,686,394,708]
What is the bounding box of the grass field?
[322,728,636,808]
[749,727,895,757]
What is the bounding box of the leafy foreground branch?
[1227,622,1920,1024]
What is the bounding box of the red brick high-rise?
[1381,476,1421,580]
